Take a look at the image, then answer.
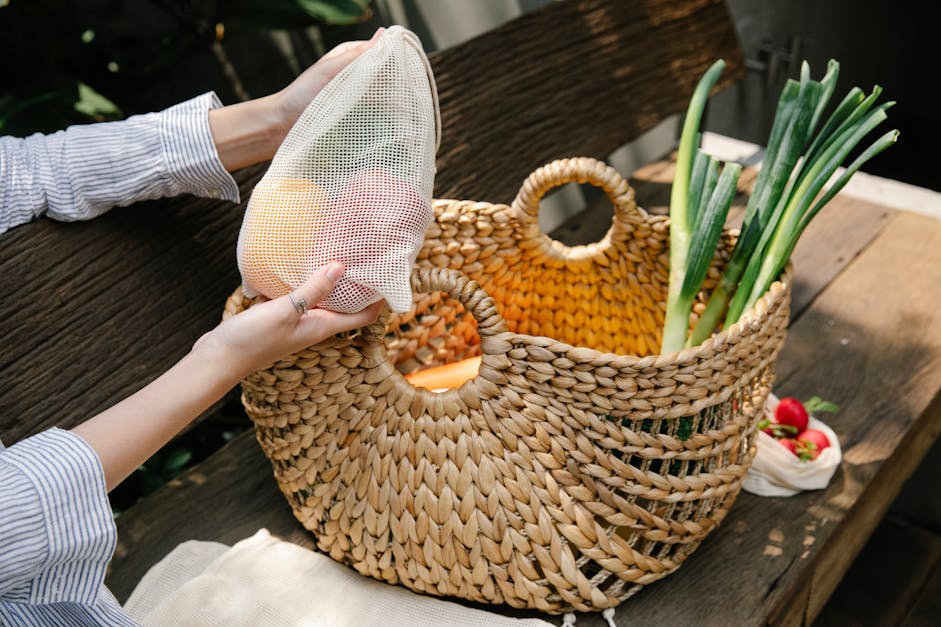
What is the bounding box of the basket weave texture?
[223,158,791,613]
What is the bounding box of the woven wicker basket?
[223,158,791,613]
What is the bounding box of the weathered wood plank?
[428,0,744,203]
[0,166,265,444]
[815,518,941,627]
[900,558,941,627]
[108,198,907,624]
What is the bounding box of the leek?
[725,93,897,323]
[674,59,898,344]
[661,60,742,354]
[687,62,838,346]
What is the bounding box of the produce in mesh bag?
[237,26,440,313]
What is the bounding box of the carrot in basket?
[405,356,482,391]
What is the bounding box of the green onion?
[726,92,897,322]
[661,60,742,354]
[677,59,898,345]
[687,62,834,346]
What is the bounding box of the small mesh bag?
[237,26,440,313]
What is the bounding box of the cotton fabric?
[237,26,439,313]
[743,394,843,497]
[0,429,136,626]
[125,530,554,627]
[0,92,239,235]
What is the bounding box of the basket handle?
[511,157,643,230]
[409,267,509,343]
[377,268,509,398]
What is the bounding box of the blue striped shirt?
[1,92,238,625]
[0,91,239,235]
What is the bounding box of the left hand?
[193,263,384,377]
[208,28,385,171]
[274,28,385,138]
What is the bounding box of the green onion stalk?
[682,59,898,343]
[661,60,742,354]
[724,90,897,323]
[686,61,837,346]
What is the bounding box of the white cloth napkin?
[743,395,842,497]
[124,529,555,627]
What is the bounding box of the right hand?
[193,263,383,377]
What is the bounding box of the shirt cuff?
[159,92,240,204]
[1,428,116,605]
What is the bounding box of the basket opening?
[383,291,481,377]
[534,182,590,238]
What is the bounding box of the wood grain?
[28,0,926,622]
[428,0,744,203]
[901,558,941,627]
[0,166,265,443]
[589,210,941,626]
[815,518,941,627]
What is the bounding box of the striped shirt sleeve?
[0,91,240,235]
[0,428,115,605]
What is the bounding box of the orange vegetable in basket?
[239,178,329,298]
[405,356,481,391]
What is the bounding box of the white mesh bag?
[237,26,440,313]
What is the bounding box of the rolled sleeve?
[0,428,115,605]
[159,92,240,203]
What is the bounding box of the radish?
[797,429,831,460]
[778,438,799,456]
[775,397,809,433]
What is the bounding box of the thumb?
[286,263,345,315]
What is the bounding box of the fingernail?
[326,262,344,281]
[370,27,385,42]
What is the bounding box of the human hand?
[208,28,384,171]
[193,263,383,378]
[274,28,385,141]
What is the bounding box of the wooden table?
[105,156,941,626]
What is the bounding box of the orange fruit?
[239,177,329,299]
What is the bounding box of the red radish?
[775,397,809,433]
[777,438,799,456]
[797,429,831,460]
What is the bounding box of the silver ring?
[288,292,308,316]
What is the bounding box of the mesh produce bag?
[237,26,440,313]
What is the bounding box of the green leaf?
[0,93,59,130]
[681,160,740,297]
[804,396,840,415]
[802,87,864,165]
[685,149,710,230]
[808,59,840,139]
[297,0,372,24]
[797,129,899,234]
[73,82,121,119]
[223,0,372,28]
[162,448,193,475]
